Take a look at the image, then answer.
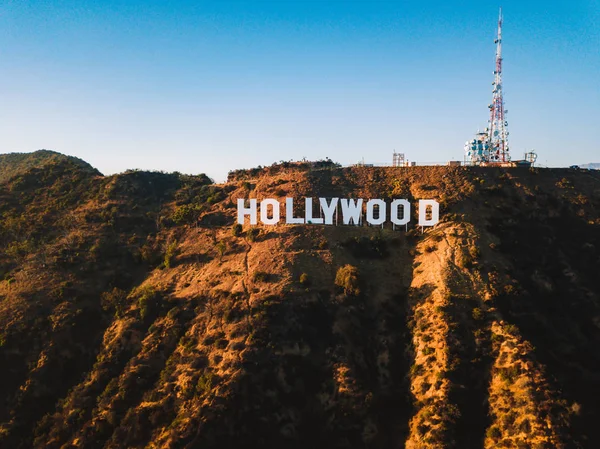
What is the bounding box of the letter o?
[366,199,386,225]
[391,199,411,225]
[260,199,280,225]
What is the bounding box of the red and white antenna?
[488,7,510,162]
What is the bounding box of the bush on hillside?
[299,273,310,286]
[163,241,178,268]
[100,287,128,318]
[335,264,361,296]
[253,271,271,283]
[246,228,260,242]
[172,204,203,225]
[232,224,243,236]
[131,285,160,321]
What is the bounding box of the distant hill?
[1,158,600,448]
[580,163,600,170]
[0,149,101,183]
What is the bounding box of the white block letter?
[391,199,411,225]
[260,199,280,225]
[237,199,257,225]
[340,199,363,225]
[319,198,339,225]
[305,198,324,224]
[286,198,304,224]
[418,200,440,226]
[366,199,386,225]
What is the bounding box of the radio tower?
[488,7,510,162]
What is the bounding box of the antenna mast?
[488,7,510,162]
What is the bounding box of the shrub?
[469,245,481,259]
[139,238,162,266]
[134,285,159,321]
[215,241,226,260]
[166,307,179,320]
[101,288,127,318]
[472,307,485,321]
[172,204,202,225]
[246,228,260,242]
[206,190,225,204]
[499,365,520,383]
[253,271,270,283]
[299,273,310,286]
[486,425,501,440]
[163,241,178,268]
[5,239,36,263]
[197,372,215,394]
[410,363,424,377]
[232,223,243,236]
[335,264,361,296]
[556,178,573,189]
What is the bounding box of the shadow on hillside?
[409,282,493,449]
[168,232,418,448]
[488,173,600,447]
[176,291,416,448]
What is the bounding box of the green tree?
[335,265,361,296]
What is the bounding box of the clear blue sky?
[1,1,598,181]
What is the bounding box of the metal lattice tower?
[464,8,512,165]
[392,152,406,167]
[488,8,510,162]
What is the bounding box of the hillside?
[0,150,100,184]
[1,154,599,448]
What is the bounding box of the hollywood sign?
[237,198,440,227]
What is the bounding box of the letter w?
[340,199,363,225]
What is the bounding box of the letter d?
[418,200,439,226]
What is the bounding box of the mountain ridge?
[0,150,101,184]
[0,152,599,448]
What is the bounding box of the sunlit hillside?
[1,152,599,448]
